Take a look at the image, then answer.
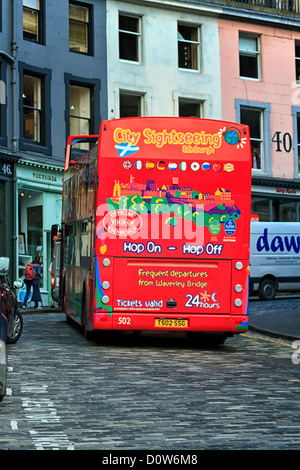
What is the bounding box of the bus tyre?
[81,291,94,340]
[205,334,226,346]
[258,279,276,301]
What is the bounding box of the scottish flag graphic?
[115,142,139,158]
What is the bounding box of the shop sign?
[253,185,300,197]
[276,188,297,195]
[32,172,57,182]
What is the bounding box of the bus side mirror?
[51,225,58,237]
[65,224,71,236]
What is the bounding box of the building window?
[20,64,51,154]
[239,33,260,80]
[120,92,142,117]
[252,196,300,222]
[237,99,271,175]
[292,107,300,178]
[179,99,203,117]
[0,61,7,146]
[65,74,101,138]
[240,108,263,170]
[251,197,272,222]
[178,23,199,71]
[69,84,91,135]
[69,2,91,54]
[279,201,297,222]
[23,74,43,143]
[296,41,300,82]
[297,113,300,174]
[23,0,43,43]
[119,14,141,62]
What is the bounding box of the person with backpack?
[22,256,42,309]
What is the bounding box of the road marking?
[11,420,18,430]
[29,430,75,450]
[242,333,295,348]
[21,384,75,450]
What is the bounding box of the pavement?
[248,294,300,342]
[20,294,300,342]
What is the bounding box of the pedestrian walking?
[23,256,42,309]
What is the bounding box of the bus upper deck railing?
[223,0,300,14]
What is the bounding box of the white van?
[250,222,300,300]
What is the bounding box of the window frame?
[292,106,300,178]
[239,32,261,81]
[65,74,101,137]
[236,99,271,176]
[173,91,211,118]
[118,13,141,64]
[177,22,200,72]
[119,90,144,118]
[19,63,51,155]
[0,59,7,146]
[69,1,93,56]
[178,98,204,118]
[23,0,45,45]
[295,40,300,83]
[69,84,91,136]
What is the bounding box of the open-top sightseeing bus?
[56,117,252,344]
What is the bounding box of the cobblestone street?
[0,310,300,451]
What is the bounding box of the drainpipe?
[11,0,18,154]
[7,0,18,280]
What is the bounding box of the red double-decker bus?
[57,117,251,344]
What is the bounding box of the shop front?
[16,160,63,307]
[252,177,300,222]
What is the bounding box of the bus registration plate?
[155,318,188,328]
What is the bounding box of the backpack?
[25,263,38,281]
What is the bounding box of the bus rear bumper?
[94,312,248,334]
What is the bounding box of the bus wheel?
[204,334,226,346]
[195,333,226,347]
[258,279,276,301]
[81,292,94,340]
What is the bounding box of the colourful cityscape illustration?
[106,175,241,227]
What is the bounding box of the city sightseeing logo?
[113,126,223,157]
[113,126,248,158]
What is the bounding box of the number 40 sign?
[272,131,292,153]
